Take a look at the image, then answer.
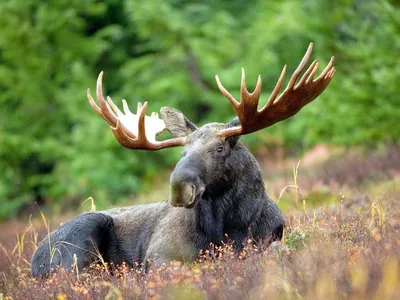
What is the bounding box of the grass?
[0,147,400,299]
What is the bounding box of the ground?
[0,145,399,300]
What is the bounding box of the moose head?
[87,43,335,209]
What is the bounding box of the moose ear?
[226,117,241,128]
[160,107,197,137]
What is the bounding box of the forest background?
[0,0,399,219]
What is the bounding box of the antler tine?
[240,68,248,97]
[122,99,133,115]
[107,96,122,116]
[287,43,313,90]
[239,68,262,122]
[296,60,318,87]
[87,88,119,129]
[87,89,104,118]
[137,101,148,142]
[317,56,335,80]
[137,102,143,115]
[253,75,262,98]
[215,75,240,108]
[96,72,119,126]
[265,65,287,108]
[306,61,320,83]
[218,43,336,139]
[320,64,336,91]
[240,68,262,114]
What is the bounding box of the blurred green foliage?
[0,0,399,219]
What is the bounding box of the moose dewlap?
[31,43,335,277]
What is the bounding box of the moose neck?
[193,142,266,247]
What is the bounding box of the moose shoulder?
[31,43,335,277]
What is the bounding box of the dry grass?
[1,148,400,300]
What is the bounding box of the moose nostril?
[187,185,196,205]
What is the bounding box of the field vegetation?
[1,147,399,299]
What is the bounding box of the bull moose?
[31,43,335,277]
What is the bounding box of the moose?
[31,43,335,277]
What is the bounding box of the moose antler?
[215,43,336,138]
[87,72,186,150]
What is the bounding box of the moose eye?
[217,146,224,153]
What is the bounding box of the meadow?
[1,146,399,300]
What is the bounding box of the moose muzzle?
[168,156,205,208]
[169,182,196,207]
